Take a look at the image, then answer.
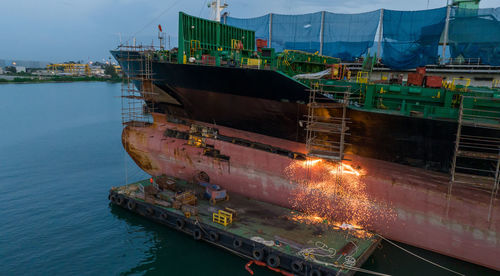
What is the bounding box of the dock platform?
[109,178,380,276]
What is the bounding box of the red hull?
[123,114,500,271]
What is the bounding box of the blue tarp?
[449,8,500,66]
[271,12,322,53]
[322,10,380,61]
[382,8,447,70]
[225,14,270,41]
[226,11,380,61]
[226,6,500,69]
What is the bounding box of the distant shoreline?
[0,76,122,84]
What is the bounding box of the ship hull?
[112,51,500,174]
[149,61,500,174]
[123,114,500,271]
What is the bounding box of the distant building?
[0,67,3,74]
[15,66,26,73]
[90,66,105,76]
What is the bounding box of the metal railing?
[438,57,482,65]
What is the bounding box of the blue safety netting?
[226,6,500,69]
[448,8,500,66]
[322,10,380,61]
[225,14,270,40]
[225,11,380,60]
[382,7,447,70]
[270,12,322,53]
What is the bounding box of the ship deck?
[109,178,380,276]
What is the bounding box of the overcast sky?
[1,0,500,62]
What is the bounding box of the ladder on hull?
[305,84,352,161]
[450,95,500,221]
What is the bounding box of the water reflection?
[109,204,276,276]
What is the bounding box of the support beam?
[269,13,273,48]
[319,11,325,55]
[377,9,384,58]
[442,5,452,64]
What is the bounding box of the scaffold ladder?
[449,95,500,221]
[119,47,157,127]
[305,84,351,161]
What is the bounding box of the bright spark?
[285,159,394,233]
[301,159,322,167]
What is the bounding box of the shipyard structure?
[111,1,500,272]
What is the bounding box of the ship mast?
[210,0,228,22]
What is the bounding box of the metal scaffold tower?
[449,95,500,221]
[305,84,352,161]
[119,47,157,127]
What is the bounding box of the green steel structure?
[315,80,500,121]
[178,12,255,65]
[176,13,339,74]
[453,0,480,9]
[158,12,500,123]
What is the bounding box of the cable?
[376,234,466,276]
[124,0,183,46]
[305,256,391,276]
[198,0,210,17]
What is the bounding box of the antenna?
[158,24,164,50]
[209,0,228,22]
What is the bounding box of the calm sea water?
[0,82,497,276]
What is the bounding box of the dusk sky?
[2,0,500,62]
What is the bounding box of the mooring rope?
[376,234,466,276]
[311,258,392,276]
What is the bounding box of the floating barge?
[109,178,380,276]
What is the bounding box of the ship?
[111,4,500,271]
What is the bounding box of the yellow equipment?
[241,57,261,67]
[449,77,471,91]
[190,40,201,57]
[356,71,369,84]
[231,39,243,50]
[46,63,91,76]
[492,79,499,89]
[330,64,350,80]
[212,210,233,226]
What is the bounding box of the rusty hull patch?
[122,127,157,172]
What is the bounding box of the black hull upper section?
[112,51,498,174]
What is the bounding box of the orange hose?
[244,260,294,276]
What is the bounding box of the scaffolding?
[305,84,352,162]
[118,47,157,127]
[449,95,500,221]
